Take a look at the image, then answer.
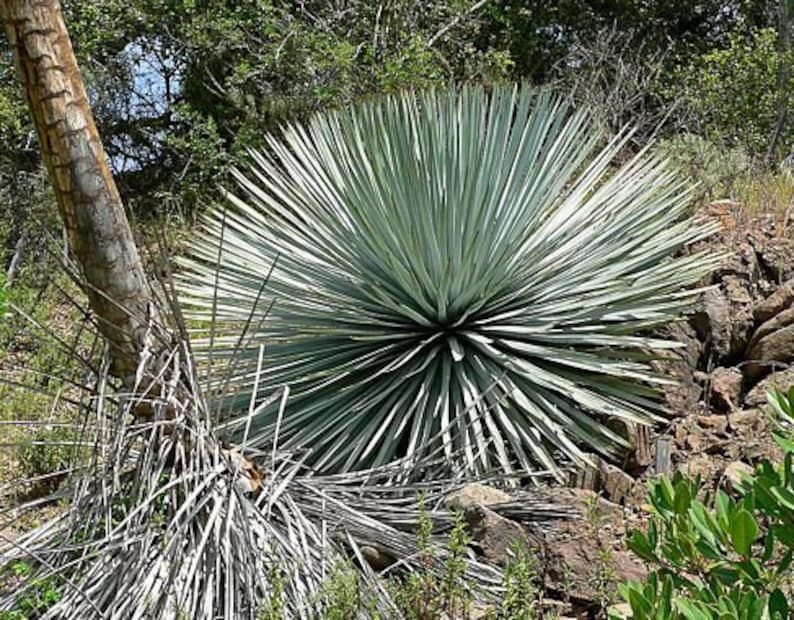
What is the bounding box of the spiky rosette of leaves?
[178,85,720,479]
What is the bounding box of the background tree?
[1,0,154,379]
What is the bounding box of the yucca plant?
[4,261,552,619]
[178,84,721,479]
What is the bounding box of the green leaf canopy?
[178,85,720,479]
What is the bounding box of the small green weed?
[0,560,62,619]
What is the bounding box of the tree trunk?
[1,0,154,380]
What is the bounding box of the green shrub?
[499,542,541,619]
[668,27,792,158]
[15,425,74,497]
[659,134,794,229]
[617,388,794,619]
[659,134,754,204]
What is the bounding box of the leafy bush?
[617,388,794,619]
[15,425,74,497]
[668,27,792,158]
[180,84,720,478]
[659,134,754,204]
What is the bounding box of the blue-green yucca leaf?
[178,84,721,479]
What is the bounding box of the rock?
[540,600,573,617]
[690,236,760,365]
[571,456,636,505]
[708,367,743,411]
[541,487,623,521]
[443,483,512,511]
[664,321,702,369]
[651,322,702,415]
[753,280,794,323]
[598,462,636,505]
[464,504,533,565]
[692,288,733,361]
[727,409,763,431]
[752,306,794,342]
[659,380,702,419]
[608,602,633,619]
[746,330,794,378]
[524,489,647,608]
[360,545,396,571]
[697,414,729,434]
[679,454,719,481]
[704,230,760,285]
[703,200,739,231]
[545,530,647,606]
[722,461,754,490]
[685,433,704,451]
[746,308,794,379]
[749,232,794,283]
[744,366,794,407]
[605,421,653,470]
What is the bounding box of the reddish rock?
[679,454,719,481]
[708,367,743,411]
[753,279,794,323]
[697,414,729,433]
[464,504,533,565]
[727,409,763,431]
[543,520,647,606]
[443,483,512,511]
[746,308,794,380]
[571,456,637,505]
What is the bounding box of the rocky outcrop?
[671,408,782,489]
[571,455,638,505]
[687,219,794,392]
[538,489,647,609]
[753,279,794,323]
[691,237,760,364]
[439,485,649,615]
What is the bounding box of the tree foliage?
[0,0,781,230]
[665,27,793,156]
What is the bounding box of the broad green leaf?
[675,598,713,620]
[674,479,692,514]
[769,588,789,620]
[729,509,758,556]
